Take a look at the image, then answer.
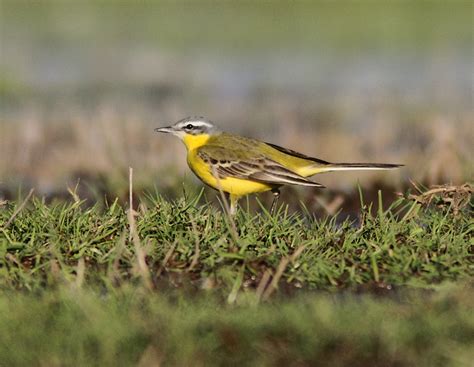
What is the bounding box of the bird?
[155,117,402,215]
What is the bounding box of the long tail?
[264,142,403,176]
[318,162,403,172]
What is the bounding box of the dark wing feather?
[198,149,324,188]
[247,161,324,187]
[265,142,331,165]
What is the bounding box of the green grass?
[0,187,473,366]
[1,285,473,367]
[1,190,472,292]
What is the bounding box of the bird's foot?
[270,188,280,215]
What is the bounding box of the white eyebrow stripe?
[183,122,212,129]
[173,117,218,133]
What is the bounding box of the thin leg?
[270,188,280,215]
[229,194,239,216]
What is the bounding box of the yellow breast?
[182,132,275,196]
[186,149,272,196]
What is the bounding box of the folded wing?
[197,148,324,188]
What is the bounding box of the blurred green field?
[0,185,472,365]
[2,1,471,51]
[1,285,473,366]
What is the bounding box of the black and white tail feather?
[266,142,402,173]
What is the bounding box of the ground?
[0,184,472,366]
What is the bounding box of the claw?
[270,188,281,215]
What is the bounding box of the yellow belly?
[187,151,273,196]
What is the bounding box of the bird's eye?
[185,124,194,130]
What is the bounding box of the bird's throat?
[182,133,211,151]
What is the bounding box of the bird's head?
[155,117,218,139]
[155,116,220,149]
[155,117,219,138]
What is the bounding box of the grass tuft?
[0,184,472,365]
[1,185,471,293]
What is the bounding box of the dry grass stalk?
[2,188,34,229]
[255,269,272,301]
[5,253,23,269]
[156,242,177,277]
[314,194,345,216]
[211,165,239,241]
[187,219,201,272]
[74,258,86,289]
[128,167,153,290]
[67,180,81,203]
[408,182,472,215]
[262,244,307,301]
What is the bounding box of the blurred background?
[0,1,472,211]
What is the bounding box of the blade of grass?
[2,188,34,229]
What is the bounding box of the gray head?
[155,116,220,139]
